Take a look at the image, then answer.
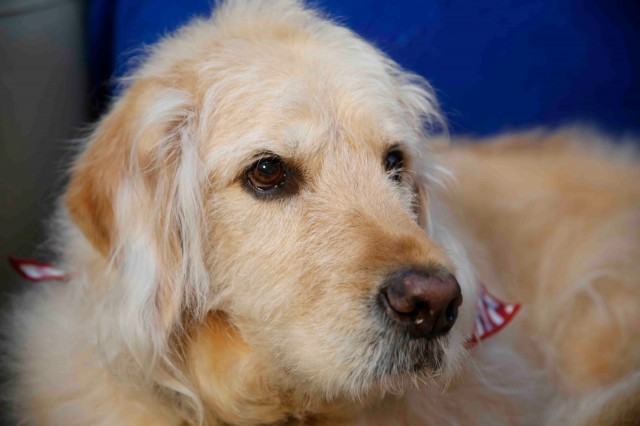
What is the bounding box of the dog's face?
[65,1,475,420]
[203,74,464,394]
[209,114,441,387]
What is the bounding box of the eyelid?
[387,143,407,156]
[386,143,401,153]
[240,151,283,178]
[249,150,278,164]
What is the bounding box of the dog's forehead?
[198,39,417,182]
[201,100,411,188]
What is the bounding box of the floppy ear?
[66,79,209,359]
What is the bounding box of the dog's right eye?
[247,157,287,191]
[384,149,405,182]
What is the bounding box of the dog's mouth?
[371,317,448,378]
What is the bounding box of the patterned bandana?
[8,257,69,281]
[466,285,521,348]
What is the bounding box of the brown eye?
[385,149,404,182]
[247,157,287,191]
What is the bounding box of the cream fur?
[3,1,639,425]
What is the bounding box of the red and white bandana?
[8,256,69,282]
[466,286,521,348]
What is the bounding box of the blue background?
[88,0,640,136]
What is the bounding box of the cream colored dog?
[4,1,640,425]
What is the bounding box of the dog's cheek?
[205,190,315,318]
[204,193,374,386]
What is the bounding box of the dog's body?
[4,1,639,424]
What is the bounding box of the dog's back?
[439,128,640,424]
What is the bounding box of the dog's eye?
[385,149,405,182]
[247,157,287,191]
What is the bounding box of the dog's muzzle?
[378,268,462,339]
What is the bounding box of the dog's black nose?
[379,269,462,338]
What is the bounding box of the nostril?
[411,301,430,319]
[379,290,427,323]
[406,301,430,325]
[445,299,459,323]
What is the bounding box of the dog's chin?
[368,330,452,391]
[268,299,465,401]
[300,330,457,402]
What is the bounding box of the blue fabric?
[89,0,640,136]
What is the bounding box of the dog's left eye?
[247,157,287,191]
[384,149,405,182]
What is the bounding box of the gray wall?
[0,0,88,299]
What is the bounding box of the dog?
[4,1,640,424]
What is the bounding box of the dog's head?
[65,0,476,422]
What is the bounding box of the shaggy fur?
[3,1,639,424]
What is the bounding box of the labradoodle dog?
[4,1,639,424]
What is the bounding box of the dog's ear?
[66,79,209,356]
[66,92,134,256]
